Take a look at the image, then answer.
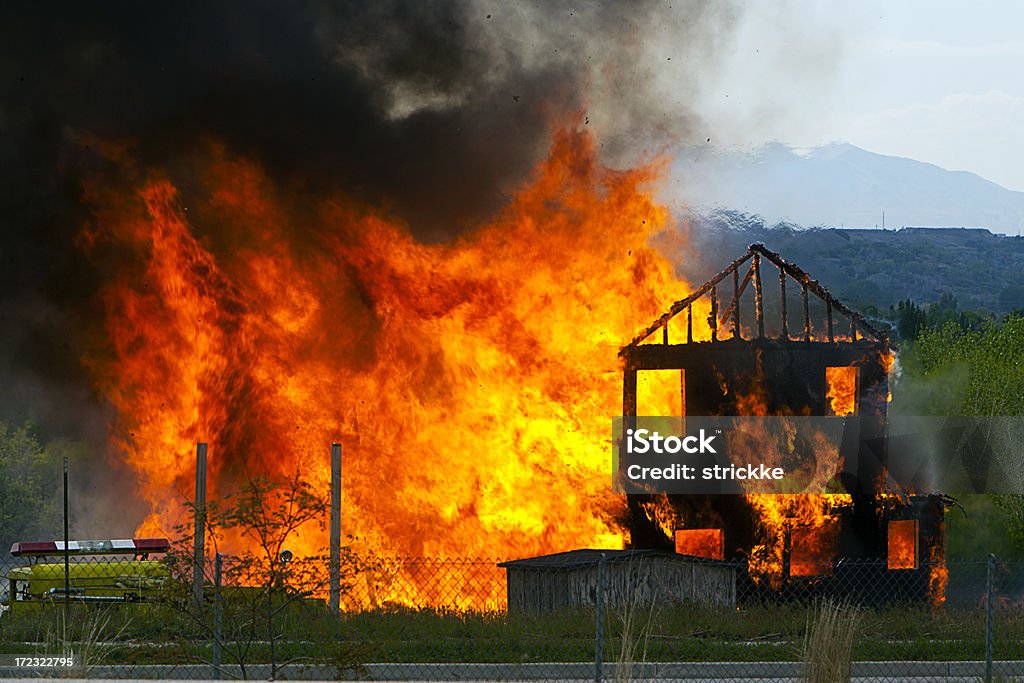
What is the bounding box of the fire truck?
[3,538,171,611]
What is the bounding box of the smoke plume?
[0,1,753,438]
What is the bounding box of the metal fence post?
[62,456,70,621]
[193,443,208,605]
[329,442,342,615]
[213,552,222,679]
[985,553,995,683]
[595,552,606,683]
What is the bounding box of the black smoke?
[0,0,743,436]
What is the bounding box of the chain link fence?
[1,551,1022,680]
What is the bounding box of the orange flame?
[79,126,697,605]
[887,519,918,570]
[746,494,849,587]
[825,366,858,417]
[928,526,947,607]
[790,523,840,577]
[674,528,724,560]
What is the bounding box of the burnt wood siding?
[504,557,735,614]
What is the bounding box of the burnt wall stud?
[733,267,741,339]
[827,300,834,343]
[622,363,637,418]
[753,253,764,338]
[709,285,718,342]
[802,282,811,342]
[780,269,788,340]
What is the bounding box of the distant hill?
[672,211,1024,315]
[667,142,1024,234]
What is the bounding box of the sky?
[697,0,1024,191]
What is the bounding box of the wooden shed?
[498,549,736,615]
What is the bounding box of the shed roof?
[498,548,736,570]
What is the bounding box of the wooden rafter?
[619,243,893,356]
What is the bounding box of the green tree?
[890,295,995,342]
[891,299,926,341]
[998,284,1024,313]
[0,423,63,554]
[168,472,365,678]
[907,316,1024,555]
[914,316,1024,415]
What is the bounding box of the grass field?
[1,598,1021,667]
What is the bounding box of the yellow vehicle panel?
[8,560,170,600]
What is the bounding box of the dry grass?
[613,594,658,682]
[802,598,861,683]
[41,607,128,677]
[612,559,663,683]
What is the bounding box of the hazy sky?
[696,0,1024,191]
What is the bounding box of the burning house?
[618,243,950,603]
